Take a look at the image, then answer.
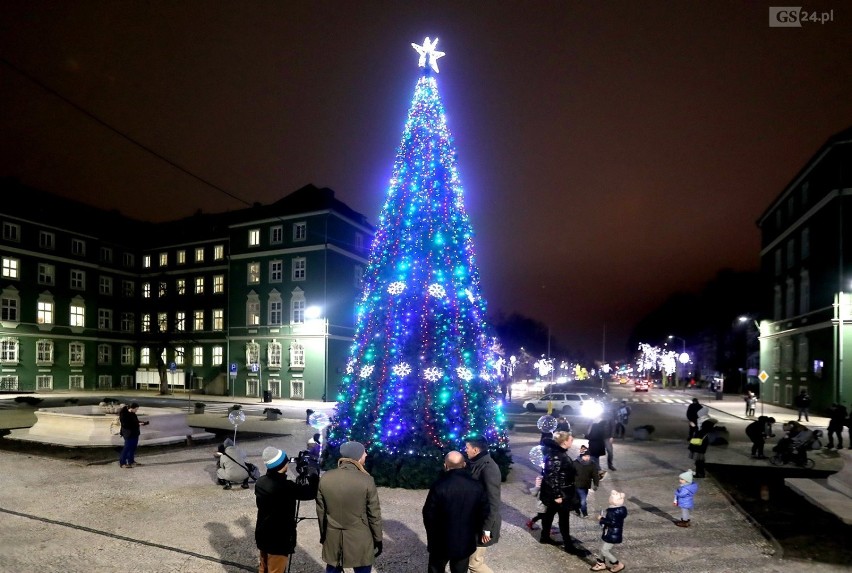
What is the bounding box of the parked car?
[634,380,650,392]
[544,383,609,402]
[522,392,602,417]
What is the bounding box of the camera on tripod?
[289,450,320,483]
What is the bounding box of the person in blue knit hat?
[254,446,318,573]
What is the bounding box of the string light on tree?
[327,38,508,481]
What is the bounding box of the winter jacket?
[255,469,318,555]
[118,406,142,438]
[745,418,770,441]
[423,468,488,560]
[674,482,698,509]
[586,420,610,457]
[828,405,848,431]
[572,457,600,490]
[217,444,250,483]
[316,459,383,568]
[467,450,502,547]
[600,505,627,543]
[540,438,578,508]
[686,402,702,423]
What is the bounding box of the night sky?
[2,2,851,361]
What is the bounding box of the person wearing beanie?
[673,470,698,528]
[254,445,318,573]
[591,490,627,571]
[316,441,383,572]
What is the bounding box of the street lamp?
[738,315,762,415]
[305,306,329,402]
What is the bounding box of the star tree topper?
[411,37,446,73]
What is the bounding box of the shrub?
[229,404,242,411]
[263,408,282,415]
[14,396,43,406]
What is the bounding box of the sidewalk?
[0,393,848,572]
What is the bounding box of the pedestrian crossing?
[602,394,693,404]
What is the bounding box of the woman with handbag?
[688,420,713,478]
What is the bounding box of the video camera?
[289,450,320,484]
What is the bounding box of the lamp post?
[738,316,762,415]
[668,335,686,388]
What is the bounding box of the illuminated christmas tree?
[328,38,509,486]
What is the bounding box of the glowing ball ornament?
[537,415,557,433]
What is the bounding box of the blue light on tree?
[328,38,508,464]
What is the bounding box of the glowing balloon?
[537,415,557,433]
[308,411,331,430]
[529,445,545,469]
[228,410,246,426]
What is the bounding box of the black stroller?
[770,429,823,468]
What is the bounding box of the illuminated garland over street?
[329,38,507,457]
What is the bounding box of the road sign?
[230,362,238,377]
[169,362,177,373]
[250,363,259,373]
[758,370,769,383]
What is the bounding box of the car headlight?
[581,401,603,418]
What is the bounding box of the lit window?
[213,275,224,293]
[193,346,204,366]
[140,347,150,365]
[212,346,223,366]
[99,276,112,295]
[143,254,151,268]
[270,226,283,244]
[213,309,224,331]
[177,250,186,264]
[143,282,151,298]
[293,222,306,241]
[248,262,260,284]
[98,309,112,330]
[195,247,204,262]
[292,258,306,281]
[69,342,85,366]
[194,310,204,331]
[176,311,186,331]
[195,277,205,294]
[246,292,260,326]
[37,299,54,325]
[142,314,151,332]
[249,228,261,246]
[39,231,55,250]
[70,301,85,327]
[159,252,168,266]
[176,279,186,295]
[214,244,224,260]
[121,346,135,365]
[174,346,185,366]
[70,269,85,290]
[158,312,168,332]
[2,257,19,279]
[3,222,20,242]
[38,264,55,285]
[159,282,167,297]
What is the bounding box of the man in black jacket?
[254,447,318,573]
[686,398,702,440]
[423,451,489,573]
[539,431,579,553]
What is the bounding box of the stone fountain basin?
[4,405,213,447]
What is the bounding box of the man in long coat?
[464,435,502,573]
[316,441,383,573]
[423,451,489,573]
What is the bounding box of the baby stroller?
[770,429,822,469]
